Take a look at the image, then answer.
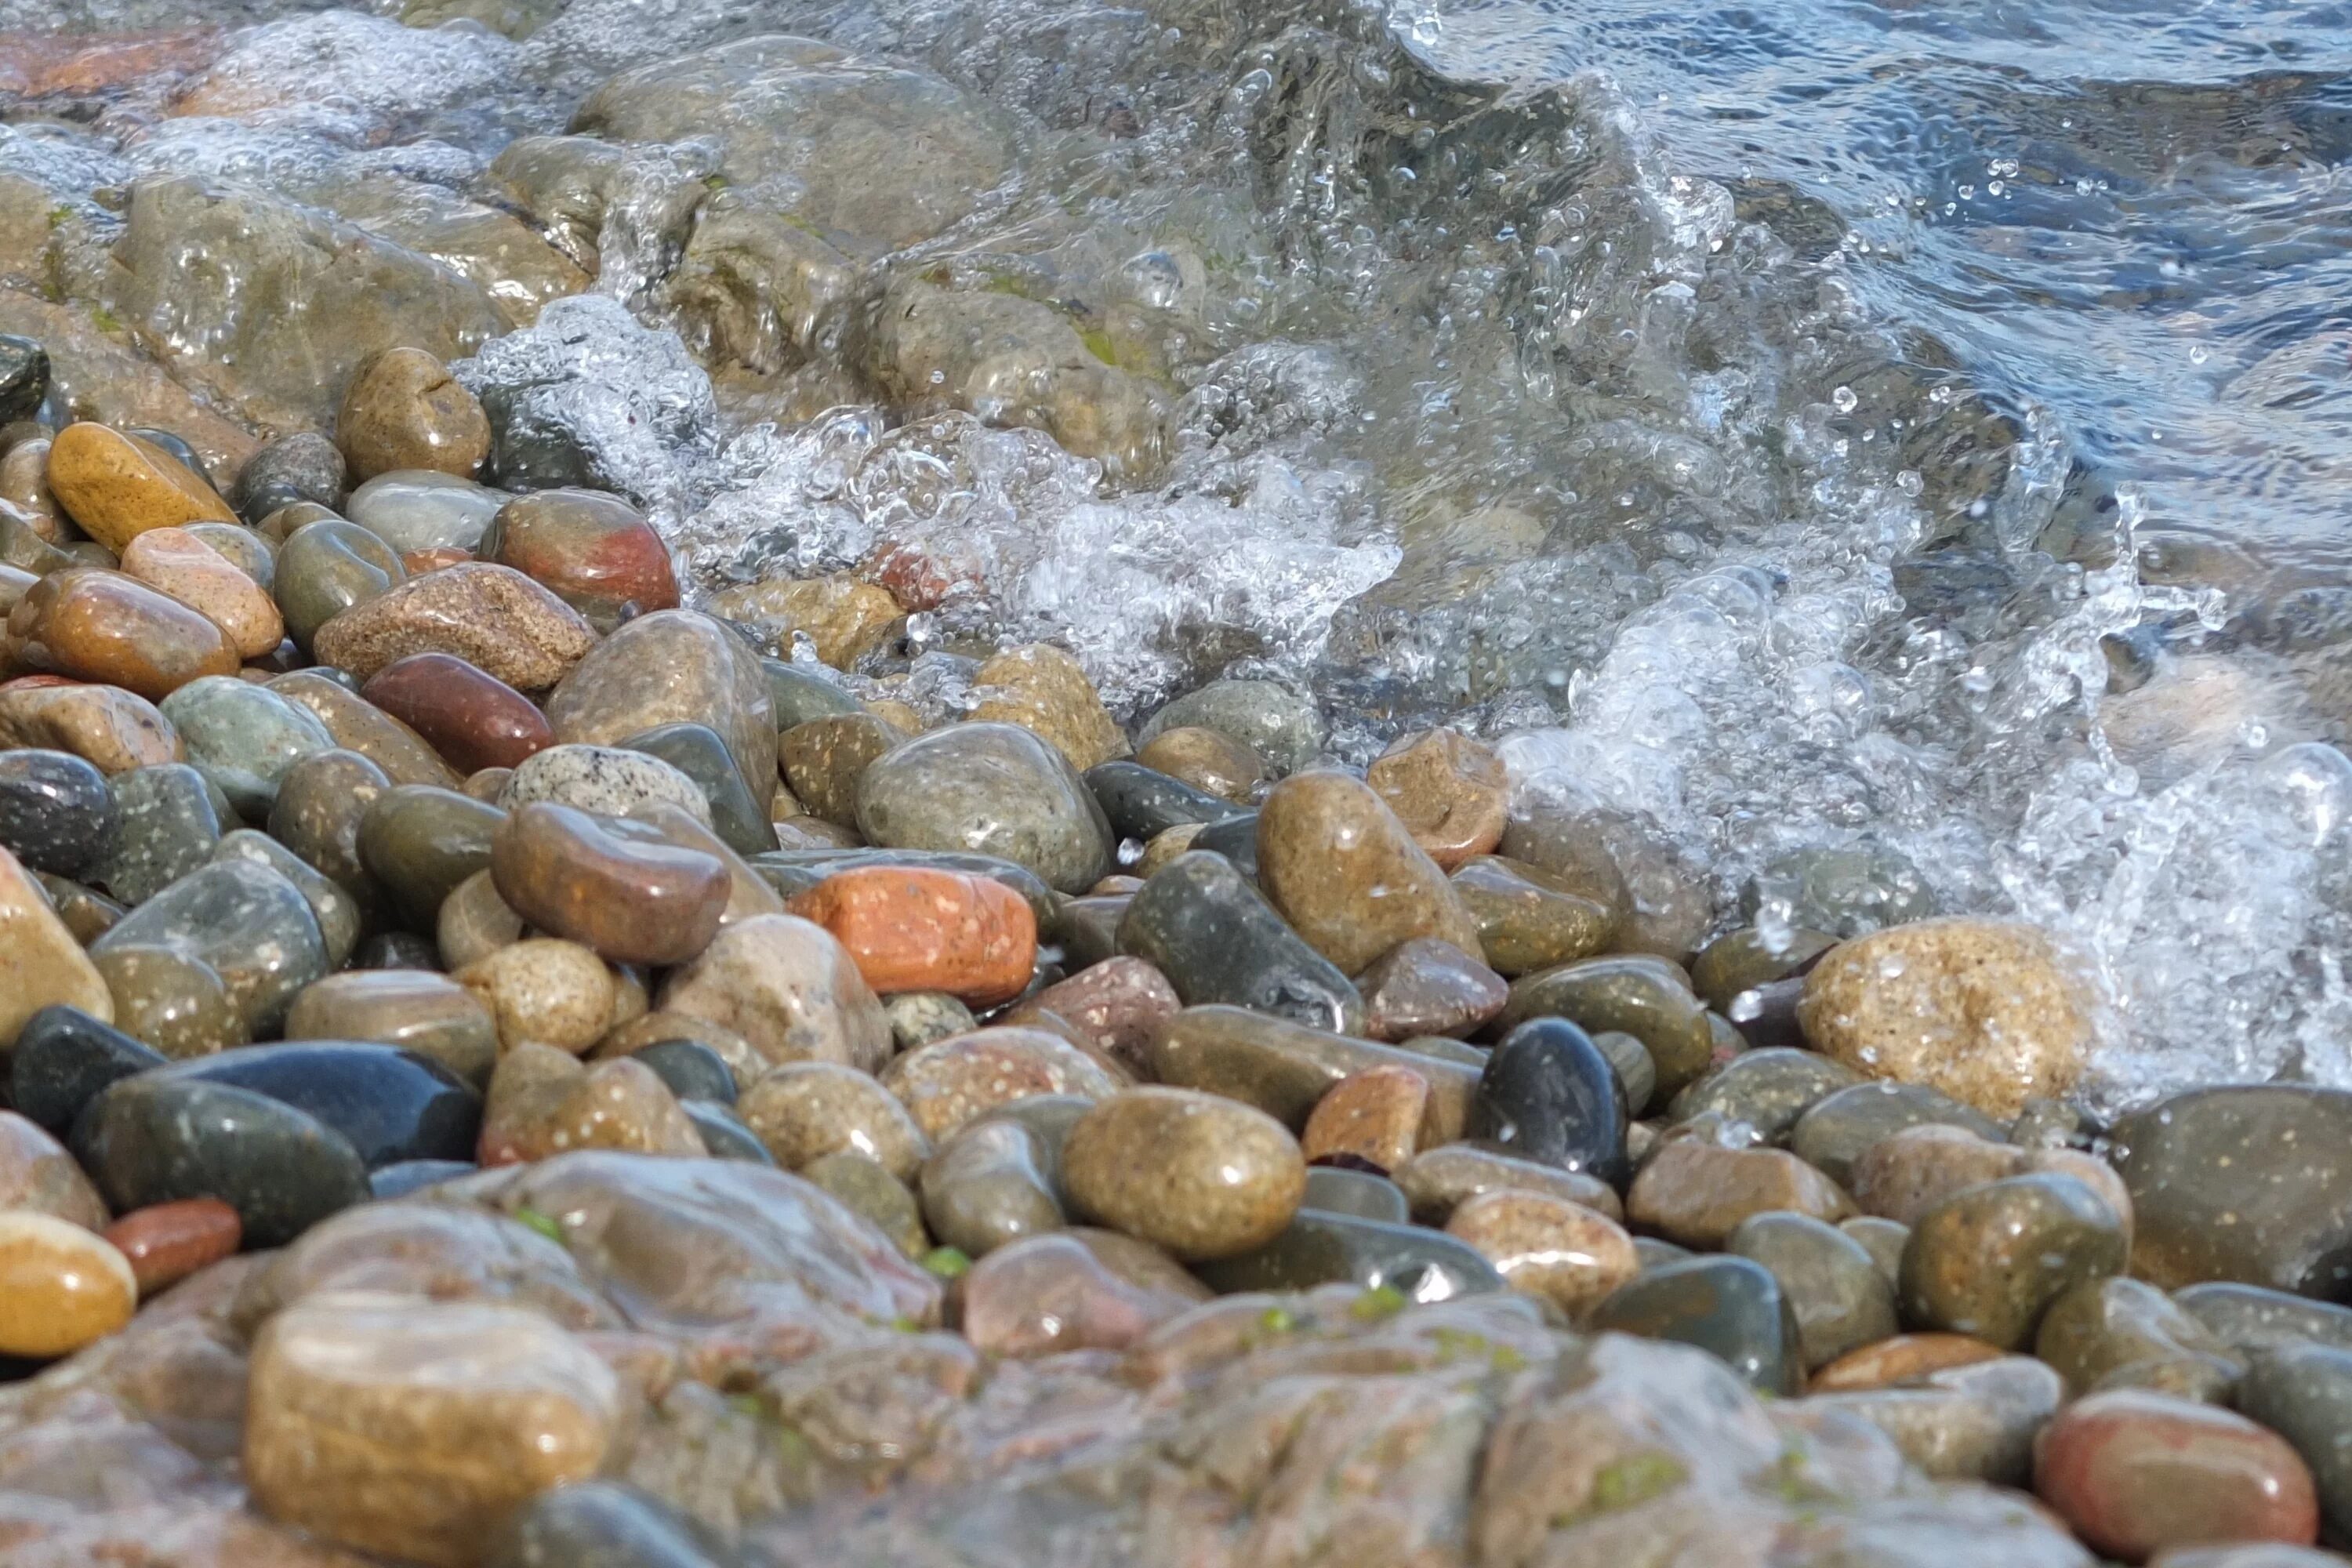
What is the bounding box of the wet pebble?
[960,1231,1195,1356]
[1137,678,1323,775]
[480,488,678,633]
[1356,935,1508,1041]
[346,469,508,557]
[882,1026,1121,1142]
[120,525,285,659]
[285,969,498,1085]
[881,990,976,1052]
[492,800,729,965]
[1588,1254,1799,1394]
[656,913,891,1073]
[1257,768,1482,975]
[314,561,597,691]
[857,721,1111,894]
[1301,1063,1429,1173]
[920,1117,1064,1257]
[2239,1341,2352,1541]
[44,422,235,551]
[1667,1047,1862,1143]
[0,746,112,877]
[337,347,493,481]
[362,652,554,775]
[274,517,408,653]
[1468,1018,1628,1183]
[0,1210,136,1357]
[1450,854,1620,977]
[1446,1189,1635,1317]
[1899,1172,2129,1349]
[1499,954,1715,1099]
[158,675,336,818]
[101,1196,241,1296]
[1790,1079,2009,1189]
[1627,1138,1855,1248]
[499,742,710,825]
[458,938,619,1056]
[1062,1086,1305,1261]
[9,568,241,700]
[1132,724,1264,804]
[2034,1275,2243,1401]
[1365,728,1506,870]
[966,642,1128,771]
[477,1044,704,1163]
[2112,1086,2352,1296]
[786,863,1036,1006]
[2034,1389,2318,1561]
[1726,1210,1896,1370]
[9,1004,166,1133]
[800,1149,928,1258]
[735,1060,930,1179]
[1118,851,1363,1033]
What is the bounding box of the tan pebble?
[1446,1189,1638,1318]
[0,1210,135,1356]
[1062,1086,1305,1261]
[966,642,1128,770]
[1809,1331,2009,1391]
[709,574,902,668]
[880,1025,1123,1142]
[0,845,112,1043]
[1301,1063,1429,1172]
[736,1061,931,1180]
[0,1110,109,1229]
[1627,1138,1855,1248]
[121,525,286,659]
[45,422,236,553]
[456,937,617,1056]
[1367,728,1508,870]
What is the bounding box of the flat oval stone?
[2239,1340,2352,1541]
[1393,1142,1624,1225]
[346,470,510,560]
[103,1196,241,1296]
[313,561,597,691]
[786,863,1036,1007]
[1083,760,1246,840]
[0,746,113,877]
[1256,768,1482,975]
[9,1004,167,1134]
[1667,1048,1864,1143]
[91,857,326,1033]
[44,422,235,551]
[1366,728,1506,870]
[734,1060,930,1178]
[8,568,241,700]
[339,349,493,482]
[1468,1017,1628,1183]
[629,1039,735,1105]
[857,722,1111,894]
[1138,678,1325,775]
[1628,1138,1855,1248]
[1356,935,1508,1042]
[921,1117,1064,1257]
[273,517,407,652]
[479,488,678,633]
[2113,1087,2352,1297]
[1790,1080,2009,1189]
[0,1210,136,1356]
[1809,1330,2006,1391]
[2034,1389,2318,1561]
[1448,854,1620,977]
[285,970,497,1086]
[1117,851,1363,1033]
[119,524,285,659]
[145,1041,479,1168]
[1192,1207,1503,1300]
[655,913,891,1073]
[2178,1283,2352,1359]
[881,1026,1122,1142]
[498,742,711,826]
[359,784,506,929]
[1588,1254,1800,1394]
[1063,1087,1304,1261]
[545,609,774,815]
[1446,1188,1636,1317]
[458,938,619,1057]
[1497,953,1716,1099]
[158,675,336,818]
[1726,1210,1896,1370]
[492,800,728,965]
[269,670,462,788]
[1900,1172,2129,1348]
[72,1074,369,1247]
[362,652,554,775]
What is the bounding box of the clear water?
[6,0,2352,1107]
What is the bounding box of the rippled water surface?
[6,0,2352,1105]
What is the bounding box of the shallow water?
[5,0,2352,1106]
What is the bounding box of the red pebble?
[2035,1388,2319,1563]
[102,1197,241,1296]
[364,651,554,775]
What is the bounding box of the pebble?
[1393,1142,1624,1225]
[158,675,336,818]
[1588,1254,1800,1394]
[101,1196,241,1295]
[622,723,775,856]
[458,938,619,1056]
[2034,1389,2318,1562]
[628,1039,736,1105]
[960,1231,1196,1356]
[268,748,389,912]
[44,422,236,550]
[1133,724,1265,804]
[1627,1138,1855,1248]
[477,1044,705,1163]
[120,526,286,659]
[283,971,498,1086]
[1690,924,1838,1014]
[1809,1354,2062,1485]
[1118,851,1363,1033]
[2034,1276,2243,1400]
[1446,1189,1636,1317]
[1798,917,2094,1120]
[270,668,461,787]
[0,1210,136,1356]
[9,568,241,700]
[1193,1207,1503,1298]
[735,1061,931,1180]
[1726,1210,1896,1370]
[1356,935,1508,1041]
[313,561,598,691]
[1810,1330,2007,1391]
[920,1117,1064,1256]
[656,913,891,1073]
[1063,1087,1306,1261]
[2112,1086,2352,1296]
[779,713,900,826]
[1189,811,1261,880]
[245,1295,620,1567]
[1083,759,1246,840]
[362,652,554,775]
[89,939,252,1059]
[2239,1341,2352,1541]
[151,1040,479,1169]
[857,721,1112,894]
[800,1149,929,1258]
[1497,953,1716,1100]
[1301,1063,1430,1172]
[1366,728,1507,870]
[0,1109,105,1230]
[346,470,509,557]
[1841,1214,1910,1286]
[1503,804,1709,964]
[2178,1283,2352,1359]
[1007,957,1178,1075]
[882,1026,1122,1142]
[1850,1123,2031,1226]
[1137,679,1324,775]
[336,347,493,481]
[710,573,901,667]
[1256,768,1482,975]
[881,990,977,1052]
[966,642,1128,770]
[110,858,328,1034]
[1150,1004,1478,1141]
[1789,1080,2009,1188]
[1301,1164,1412,1222]
[492,801,728,965]
[1449,854,1620,977]
[1666,1048,1863,1143]
[359,783,506,927]
[0,746,112,877]
[9,1004,165,1133]
[233,430,344,521]
[1468,1017,1629,1183]
[786,863,1035,1006]
[72,1073,368,1246]
[479,488,678,633]
[274,517,407,652]
[1,851,111,1048]
[1899,1172,2129,1348]
[0,677,182,774]
[1744,843,1937,939]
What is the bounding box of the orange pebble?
[1300,1063,1431,1173]
[788,866,1036,1006]
[102,1197,241,1296]
[1808,1331,2007,1391]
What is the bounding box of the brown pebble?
[102,1197,241,1295]
[1446,1189,1638,1317]
[336,347,492,482]
[1062,1086,1306,1261]
[1300,1063,1429,1173]
[1367,728,1508,869]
